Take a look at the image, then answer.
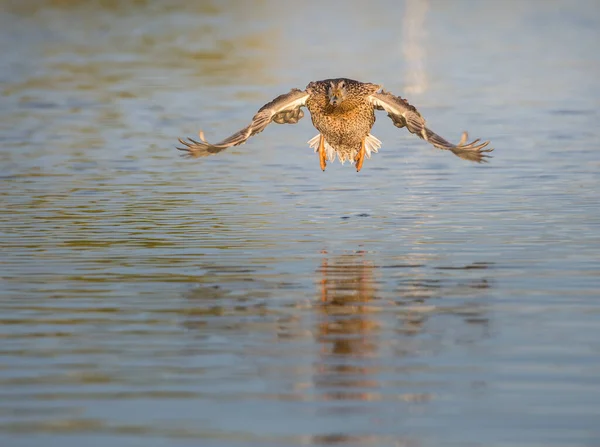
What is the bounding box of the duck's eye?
[339,81,345,88]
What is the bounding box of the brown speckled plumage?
[177,78,493,171]
[305,78,380,163]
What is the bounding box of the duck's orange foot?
[354,139,366,172]
[318,134,327,171]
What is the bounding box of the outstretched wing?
[177,88,310,157]
[368,90,493,162]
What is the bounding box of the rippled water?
[1,1,599,446]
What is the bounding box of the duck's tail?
[307,134,381,165]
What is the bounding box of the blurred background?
[1,1,599,446]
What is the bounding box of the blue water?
[1,1,599,446]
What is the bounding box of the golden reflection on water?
[310,251,416,446]
[312,250,492,408]
[308,251,492,446]
[315,251,381,403]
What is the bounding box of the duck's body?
[177,78,492,171]
[305,79,379,167]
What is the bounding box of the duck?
[177,78,492,172]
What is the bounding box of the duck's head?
[327,80,347,107]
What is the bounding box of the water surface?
[1,1,599,446]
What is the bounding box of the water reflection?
[403,0,429,95]
[310,251,492,446]
[313,251,492,400]
[395,261,492,343]
[1,0,284,170]
[314,251,380,404]
[312,251,410,446]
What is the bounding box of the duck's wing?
[368,90,493,162]
[177,88,310,157]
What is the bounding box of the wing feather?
[369,91,493,162]
[177,88,310,157]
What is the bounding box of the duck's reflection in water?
[314,251,381,403]
[311,251,426,447]
[310,251,492,445]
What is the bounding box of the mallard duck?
[177,78,492,172]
